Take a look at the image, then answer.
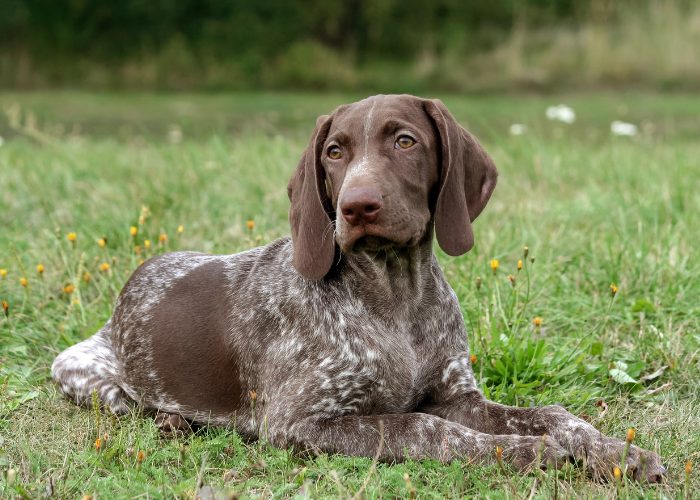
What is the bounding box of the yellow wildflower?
[64,283,75,294]
[626,428,635,443]
[36,263,45,275]
[144,239,151,249]
[67,232,77,242]
[0,269,7,279]
[2,300,8,316]
[159,233,168,244]
[99,262,111,272]
[246,219,255,231]
[97,237,107,248]
[495,446,503,462]
[177,224,184,234]
[613,466,622,480]
[130,226,138,237]
[82,271,91,283]
[533,316,543,327]
[136,450,146,464]
[610,283,619,297]
[489,259,499,274]
[20,277,28,287]
[517,259,523,271]
[686,460,692,475]
[469,354,477,364]
[95,433,107,451]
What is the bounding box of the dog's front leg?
[265,412,568,469]
[424,353,666,482]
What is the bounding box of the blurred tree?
[1,0,696,90]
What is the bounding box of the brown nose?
[340,187,383,225]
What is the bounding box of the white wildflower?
[168,125,183,144]
[509,123,527,136]
[611,120,638,136]
[545,105,576,124]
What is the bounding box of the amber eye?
[396,135,416,149]
[327,145,342,160]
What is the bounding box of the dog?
[52,94,665,481]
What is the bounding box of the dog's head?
[288,94,498,280]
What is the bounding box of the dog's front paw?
[535,405,666,483]
[154,412,192,438]
[584,437,666,483]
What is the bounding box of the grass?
[1,91,699,498]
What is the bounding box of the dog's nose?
[340,187,383,225]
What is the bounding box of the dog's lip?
[338,225,411,253]
[350,235,397,252]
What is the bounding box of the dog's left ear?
[287,114,335,280]
[423,99,498,256]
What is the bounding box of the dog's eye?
[327,145,342,160]
[396,135,416,149]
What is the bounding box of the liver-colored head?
[288,94,498,280]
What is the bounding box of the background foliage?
[2,0,700,91]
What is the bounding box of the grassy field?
[1,91,699,498]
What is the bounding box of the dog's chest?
[302,314,434,416]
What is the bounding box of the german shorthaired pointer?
[52,95,665,481]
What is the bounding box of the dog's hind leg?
[52,320,132,414]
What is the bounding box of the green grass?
[1,91,699,498]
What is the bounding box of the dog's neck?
[339,234,436,320]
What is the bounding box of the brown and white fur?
[52,95,665,481]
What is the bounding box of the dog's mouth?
[350,235,397,253]
[338,224,418,254]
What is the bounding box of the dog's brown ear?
[288,114,335,280]
[423,99,498,256]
